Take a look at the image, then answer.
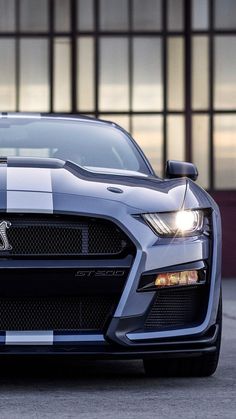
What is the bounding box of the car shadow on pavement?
[0,357,147,383]
[0,355,222,387]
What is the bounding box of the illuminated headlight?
[142,210,204,237]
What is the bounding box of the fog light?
[154,270,198,287]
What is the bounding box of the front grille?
[0,214,133,258]
[144,286,209,331]
[0,295,118,331]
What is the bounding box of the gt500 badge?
[75,270,126,278]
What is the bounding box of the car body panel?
[2,161,187,213]
[0,114,222,357]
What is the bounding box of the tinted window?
[0,118,150,175]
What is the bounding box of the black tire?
[143,292,222,377]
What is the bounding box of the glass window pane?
[77,0,94,31]
[20,0,48,32]
[99,115,130,132]
[214,115,236,189]
[53,38,71,112]
[133,0,162,31]
[167,115,185,161]
[215,0,236,29]
[100,0,128,31]
[192,36,209,109]
[77,37,94,111]
[132,116,163,175]
[0,39,16,111]
[19,39,49,112]
[192,115,209,189]
[55,0,71,32]
[0,0,15,32]
[132,38,162,111]
[167,37,184,110]
[167,0,183,31]
[99,38,129,111]
[192,0,209,30]
[214,36,236,109]
[19,148,51,158]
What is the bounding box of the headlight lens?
[143,210,204,237]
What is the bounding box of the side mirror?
[165,160,198,181]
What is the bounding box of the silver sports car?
[0,113,222,377]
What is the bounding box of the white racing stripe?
[7,191,53,213]
[6,331,53,345]
[6,167,53,213]
[7,168,52,192]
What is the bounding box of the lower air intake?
[144,285,209,331]
[0,295,118,331]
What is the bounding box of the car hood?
[1,158,187,213]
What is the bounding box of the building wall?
[212,192,236,278]
[0,0,235,275]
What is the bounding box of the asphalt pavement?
[0,279,235,419]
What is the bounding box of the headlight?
[142,210,205,237]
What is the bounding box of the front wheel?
[143,293,222,377]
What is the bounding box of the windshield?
[0,117,151,175]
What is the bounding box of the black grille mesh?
[144,286,208,331]
[0,295,117,331]
[1,215,131,257]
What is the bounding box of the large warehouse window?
[0,0,235,191]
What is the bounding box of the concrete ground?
[0,279,235,419]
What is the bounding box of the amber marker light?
[154,270,199,288]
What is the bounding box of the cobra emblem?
[0,221,12,251]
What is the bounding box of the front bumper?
[0,188,222,354]
[0,324,219,358]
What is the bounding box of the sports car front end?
[0,114,222,377]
